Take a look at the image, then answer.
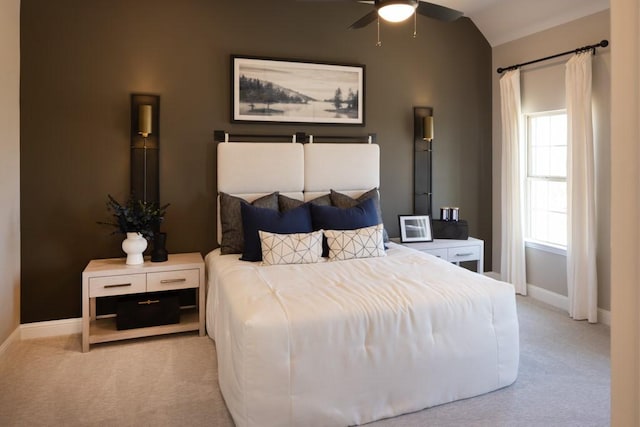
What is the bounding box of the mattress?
[205,243,519,427]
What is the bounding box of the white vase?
[122,232,148,265]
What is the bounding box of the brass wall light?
[138,104,152,138]
[423,115,434,141]
[413,106,434,216]
[130,94,160,204]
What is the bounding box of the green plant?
[99,194,169,239]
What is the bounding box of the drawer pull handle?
[160,278,187,284]
[138,299,160,305]
[104,283,132,289]
[455,252,474,257]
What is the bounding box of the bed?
[205,141,519,427]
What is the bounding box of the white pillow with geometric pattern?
[324,224,386,261]
[259,230,323,266]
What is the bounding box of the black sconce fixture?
[413,106,434,216]
[130,94,160,205]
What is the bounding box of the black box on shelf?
[432,219,469,240]
[116,291,180,330]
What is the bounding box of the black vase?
[151,232,168,262]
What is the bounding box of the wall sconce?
[138,104,152,138]
[413,106,434,216]
[423,115,434,142]
[130,94,160,205]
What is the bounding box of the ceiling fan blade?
[348,10,378,29]
[416,1,463,22]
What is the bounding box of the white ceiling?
[432,0,610,46]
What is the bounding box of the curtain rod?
[496,39,609,74]
[213,130,376,144]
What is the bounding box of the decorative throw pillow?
[310,197,380,231]
[330,189,389,242]
[259,230,323,266]
[324,224,386,261]
[219,192,279,255]
[278,194,332,212]
[240,202,314,262]
[310,197,381,257]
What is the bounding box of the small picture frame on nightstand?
[399,215,433,243]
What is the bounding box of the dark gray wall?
[20,0,492,323]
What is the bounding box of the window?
[525,111,567,249]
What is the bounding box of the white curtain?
[500,69,527,295]
[566,53,598,322]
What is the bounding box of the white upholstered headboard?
[217,142,380,244]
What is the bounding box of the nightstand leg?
[82,297,90,353]
[198,269,205,336]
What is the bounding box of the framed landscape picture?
[399,215,433,243]
[231,55,365,125]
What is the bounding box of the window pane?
[547,181,566,213]
[525,111,567,248]
[548,212,567,246]
[530,146,550,176]
[529,179,549,210]
[549,115,567,146]
[530,211,548,241]
[548,147,567,177]
[530,117,551,147]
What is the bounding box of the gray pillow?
[219,192,279,254]
[278,194,332,212]
[330,188,389,242]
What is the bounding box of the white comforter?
[205,243,519,427]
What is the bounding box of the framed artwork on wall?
[231,55,365,125]
[399,215,433,243]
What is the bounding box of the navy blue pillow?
[310,197,381,256]
[240,202,313,262]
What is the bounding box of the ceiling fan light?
[378,2,417,23]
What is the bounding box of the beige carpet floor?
[0,296,610,426]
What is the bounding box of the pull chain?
[376,18,382,47]
[413,12,417,38]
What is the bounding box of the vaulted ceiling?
[432,0,609,46]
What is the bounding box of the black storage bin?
[432,219,469,240]
[116,291,180,330]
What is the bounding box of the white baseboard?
[486,272,611,326]
[0,326,20,357]
[597,307,611,326]
[20,317,82,340]
[527,283,569,311]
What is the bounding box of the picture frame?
[231,55,365,125]
[399,215,433,243]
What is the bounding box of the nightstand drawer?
[421,248,448,259]
[147,268,200,292]
[447,246,481,262]
[89,274,146,297]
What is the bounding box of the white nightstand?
[394,237,484,273]
[81,252,205,352]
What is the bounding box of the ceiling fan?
[346,0,463,30]
[301,0,463,45]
